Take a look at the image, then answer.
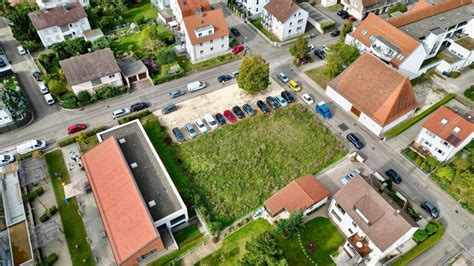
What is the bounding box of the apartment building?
[262,0,308,41]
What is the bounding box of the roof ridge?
[295,176,318,202]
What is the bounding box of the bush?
[117,110,151,125]
[464,85,474,101]
[60,93,78,109]
[413,229,428,243]
[450,71,461,78]
[57,126,107,146]
[41,253,59,266]
[320,21,336,32]
[22,187,44,202]
[57,136,76,147]
[95,85,127,99]
[48,80,68,99]
[49,205,58,216]
[16,150,42,161]
[77,91,91,103]
[425,223,438,235]
[39,205,58,223]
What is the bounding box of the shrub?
[60,93,78,109]
[57,126,106,146]
[39,205,58,223]
[95,85,126,99]
[48,80,68,99]
[77,90,91,103]
[16,150,42,161]
[450,71,461,78]
[320,21,336,32]
[41,253,59,266]
[134,14,146,25]
[413,229,428,243]
[117,110,151,124]
[425,223,438,235]
[57,136,76,147]
[464,85,474,101]
[49,205,58,216]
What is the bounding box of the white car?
[308,44,315,50]
[195,119,208,133]
[302,94,314,105]
[275,95,288,107]
[277,72,289,83]
[112,108,131,119]
[204,113,218,130]
[38,82,49,94]
[230,71,239,78]
[44,93,55,105]
[17,46,27,55]
[0,153,15,166]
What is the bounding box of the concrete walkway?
[431,68,474,94]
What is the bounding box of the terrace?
[455,36,474,51]
[409,141,431,158]
[347,233,372,258]
[370,37,399,62]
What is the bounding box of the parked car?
[232,106,245,119]
[346,133,364,149]
[231,27,241,36]
[242,103,256,116]
[348,15,357,22]
[130,102,149,112]
[322,45,330,54]
[232,44,245,55]
[385,169,402,184]
[266,96,279,109]
[230,71,239,77]
[288,80,301,92]
[215,113,226,125]
[337,10,348,16]
[204,113,218,130]
[341,13,350,19]
[308,44,315,50]
[281,90,295,103]
[330,30,341,37]
[16,140,46,155]
[38,82,49,94]
[169,89,185,98]
[185,123,198,138]
[0,58,6,68]
[275,95,288,107]
[44,93,55,105]
[218,74,232,83]
[257,100,270,114]
[277,72,289,83]
[302,93,314,105]
[172,127,186,142]
[421,201,440,219]
[16,46,27,55]
[341,169,361,185]
[32,71,42,81]
[315,101,332,119]
[67,124,87,134]
[314,48,325,59]
[112,108,131,119]
[161,104,177,115]
[195,119,208,133]
[223,109,237,122]
[187,81,206,92]
[0,153,15,166]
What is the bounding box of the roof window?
[369,35,376,42]
[440,119,448,125]
[453,127,460,133]
[361,29,367,36]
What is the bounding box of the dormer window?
[369,35,376,42]
[440,119,448,125]
[453,127,460,133]
[397,54,404,60]
[361,29,368,36]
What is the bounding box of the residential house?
[182,9,229,63]
[341,0,407,20]
[170,0,210,31]
[118,59,152,88]
[264,175,330,221]
[434,36,474,74]
[328,175,419,265]
[262,0,308,41]
[36,0,90,9]
[28,2,91,47]
[59,48,123,94]
[326,53,419,137]
[241,0,269,15]
[411,106,474,161]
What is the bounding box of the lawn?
[44,150,95,265]
[111,31,146,55]
[78,136,100,153]
[305,66,331,89]
[173,224,203,247]
[123,0,158,23]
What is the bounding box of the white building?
[59,48,123,94]
[262,0,308,41]
[326,53,419,137]
[328,175,419,265]
[434,37,474,74]
[170,0,210,32]
[412,106,474,162]
[340,0,406,20]
[36,0,89,9]
[241,0,269,15]
[182,9,229,63]
[28,2,91,47]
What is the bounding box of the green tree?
[60,92,78,108]
[77,91,91,103]
[76,132,89,144]
[143,25,163,47]
[237,55,270,94]
[48,80,68,99]
[155,47,177,65]
[425,223,438,235]
[289,36,309,63]
[324,43,360,78]
[240,232,287,266]
[3,2,41,46]
[279,209,304,237]
[339,21,353,43]
[51,38,91,60]
[435,165,454,182]
[91,37,112,51]
[413,229,428,243]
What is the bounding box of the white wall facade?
[303,197,328,216]
[435,40,474,73]
[37,17,91,47]
[241,0,269,15]
[71,71,123,94]
[414,127,473,161]
[152,0,170,10]
[326,85,352,111]
[185,34,229,63]
[262,8,308,41]
[36,0,89,9]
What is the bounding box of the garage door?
[138,72,148,80]
[129,75,138,83]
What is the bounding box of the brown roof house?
[326,53,419,137]
[59,48,124,94]
[28,2,91,47]
[264,175,330,221]
[340,0,405,20]
[328,175,419,265]
[262,0,309,41]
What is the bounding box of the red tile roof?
[328,53,419,126]
[82,137,162,264]
[422,106,474,147]
[28,2,87,30]
[351,13,420,67]
[264,175,330,217]
[178,0,211,18]
[182,8,229,45]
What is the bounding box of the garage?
[118,59,152,89]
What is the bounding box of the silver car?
[185,123,198,138]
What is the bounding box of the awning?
[64,181,85,199]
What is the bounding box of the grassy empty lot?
[123,0,158,23]
[305,66,331,89]
[176,105,346,229]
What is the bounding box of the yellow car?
[288,80,301,92]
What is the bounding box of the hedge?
[38,253,59,266]
[39,205,58,223]
[117,110,151,125]
[22,187,44,202]
[16,150,43,161]
[57,126,107,147]
[384,93,455,138]
[321,21,336,32]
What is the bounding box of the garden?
[0,75,30,123]
[402,147,440,174]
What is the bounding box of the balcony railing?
[370,44,395,62]
[348,233,372,258]
[409,141,431,158]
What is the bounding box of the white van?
[44,93,55,105]
[204,113,218,130]
[16,140,46,155]
[187,81,206,92]
[38,82,49,94]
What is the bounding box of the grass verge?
[305,66,330,89]
[44,150,95,265]
[150,235,209,265]
[250,18,280,42]
[173,224,203,247]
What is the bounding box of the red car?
[348,15,357,22]
[223,110,237,123]
[67,123,87,134]
[232,44,244,55]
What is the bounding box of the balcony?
[370,43,395,62]
[348,233,372,258]
[409,141,431,158]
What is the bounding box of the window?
[200,43,203,46]
[256,8,258,12]
[351,221,358,228]
[210,47,214,51]
[221,37,224,40]
[436,148,445,155]
[170,214,186,226]
[369,35,376,41]
[91,78,102,86]
[198,33,202,37]
[331,210,342,222]
[288,29,292,34]
[108,74,115,78]
[348,228,353,235]
[208,30,212,34]
[221,44,224,48]
[397,54,404,60]
[424,141,432,147]
[442,141,450,147]
[298,12,301,15]
[256,0,259,4]
[290,22,293,26]
[297,26,302,31]
[210,40,213,44]
[298,19,303,23]
[200,50,203,54]
[361,29,368,36]
[294,14,296,17]
[336,203,345,214]
[426,130,435,138]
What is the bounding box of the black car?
[218,74,233,83]
[235,2,243,8]
[421,201,440,219]
[257,100,270,114]
[0,58,6,68]
[232,105,245,119]
[172,127,186,142]
[385,169,402,184]
[313,48,325,59]
[130,102,149,112]
[230,28,241,37]
[161,104,177,114]
[346,133,364,149]
[266,96,279,109]
[242,104,256,116]
[330,30,341,37]
[341,13,350,19]
[281,90,295,103]
[215,113,226,125]
[32,71,42,81]
[336,10,348,16]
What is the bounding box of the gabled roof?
[422,106,474,147]
[178,0,210,18]
[328,53,419,126]
[351,13,420,67]
[59,48,121,86]
[264,175,330,217]
[28,2,87,30]
[182,8,229,45]
[82,137,162,264]
[333,175,418,252]
[264,0,301,22]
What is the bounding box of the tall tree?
[324,43,360,78]
[3,2,41,45]
[339,21,353,43]
[240,232,287,266]
[289,36,309,61]
[279,209,304,237]
[237,55,270,94]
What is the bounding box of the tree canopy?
[240,232,287,266]
[339,21,353,43]
[279,209,304,237]
[155,47,177,65]
[289,36,310,60]
[237,55,270,94]
[2,2,41,49]
[51,38,92,60]
[324,43,360,78]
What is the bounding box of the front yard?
[305,66,331,89]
